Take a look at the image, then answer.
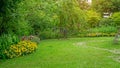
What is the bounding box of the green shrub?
[4,41,37,59]
[89,26,117,33]
[86,10,101,28]
[111,12,120,26]
[99,18,115,26]
[77,26,117,37]
[0,34,20,59]
[39,28,58,39]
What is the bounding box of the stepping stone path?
[74,40,120,63]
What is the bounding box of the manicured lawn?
[0,37,120,68]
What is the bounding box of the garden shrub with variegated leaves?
[4,41,37,59]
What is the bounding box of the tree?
[111,0,120,12]
[92,0,113,13]
[56,0,87,37]
[0,0,24,35]
[77,0,91,10]
[92,0,120,13]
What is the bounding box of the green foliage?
[86,10,101,28]
[57,0,87,35]
[0,0,119,40]
[77,0,91,10]
[77,26,117,37]
[39,28,58,39]
[0,34,20,59]
[17,0,58,36]
[99,18,115,26]
[92,0,113,13]
[92,0,120,13]
[111,0,120,12]
[0,0,24,35]
[111,12,120,26]
[16,0,87,38]
[88,26,117,34]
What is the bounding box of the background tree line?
[0,0,120,38]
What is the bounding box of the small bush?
[86,10,101,28]
[111,12,120,26]
[99,18,115,26]
[39,29,58,39]
[4,41,37,59]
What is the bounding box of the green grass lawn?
[0,37,120,68]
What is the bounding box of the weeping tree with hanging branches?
[55,0,87,38]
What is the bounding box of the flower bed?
[4,41,37,59]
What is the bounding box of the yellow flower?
[5,40,38,58]
[21,47,27,52]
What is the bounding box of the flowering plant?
[4,41,37,58]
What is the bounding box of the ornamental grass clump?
[4,41,37,59]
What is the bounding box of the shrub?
[89,26,117,33]
[86,10,101,28]
[99,18,115,26]
[0,34,20,59]
[39,29,58,39]
[4,41,37,59]
[111,12,120,26]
